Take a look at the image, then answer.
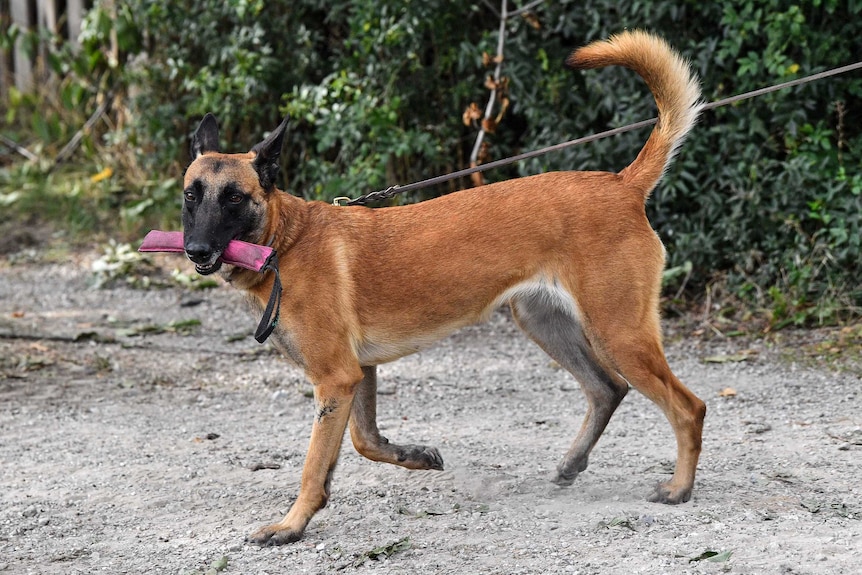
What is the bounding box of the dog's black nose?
[185,241,214,264]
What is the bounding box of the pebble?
[746,422,772,434]
[22,505,37,518]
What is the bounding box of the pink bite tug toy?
[138,230,282,344]
[138,230,274,272]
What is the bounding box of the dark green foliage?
[1,0,860,322]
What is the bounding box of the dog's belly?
[355,274,581,366]
[355,321,465,365]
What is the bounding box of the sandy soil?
[0,255,860,574]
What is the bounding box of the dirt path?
[1,256,860,574]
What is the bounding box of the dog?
[180,30,706,546]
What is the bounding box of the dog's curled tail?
[567,30,702,201]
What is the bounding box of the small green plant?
[91,240,152,287]
[171,268,219,290]
[351,537,411,568]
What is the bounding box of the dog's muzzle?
[185,244,224,275]
[192,259,223,275]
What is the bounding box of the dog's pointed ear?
[190,113,220,159]
[251,115,289,191]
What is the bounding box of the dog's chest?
[245,296,305,367]
[269,329,305,367]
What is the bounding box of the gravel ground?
[0,254,860,574]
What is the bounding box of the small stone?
[22,505,37,518]
[746,422,772,434]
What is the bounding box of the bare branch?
[53,92,112,168]
[508,0,547,19]
[480,0,500,18]
[469,0,509,178]
[0,135,38,162]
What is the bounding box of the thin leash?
[254,236,283,343]
[334,60,862,207]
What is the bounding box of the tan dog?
[180,30,706,545]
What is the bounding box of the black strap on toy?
[254,250,282,343]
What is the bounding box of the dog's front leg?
[349,366,444,470]
[247,366,362,546]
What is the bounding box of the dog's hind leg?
[600,328,706,504]
[348,366,444,470]
[510,288,629,486]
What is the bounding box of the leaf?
[599,516,635,530]
[249,462,282,471]
[662,262,693,285]
[702,351,756,364]
[707,550,733,562]
[352,537,411,567]
[116,319,200,338]
[397,506,447,517]
[718,387,737,397]
[168,318,202,334]
[90,167,113,183]
[521,12,541,30]
[481,52,503,66]
[461,102,481,126]
[74,331,116,343]
[209,556,228,571]
[690,549,732,562]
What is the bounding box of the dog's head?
[182,114,288,275]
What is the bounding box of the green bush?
[1,0,860,324]
[651,0,862,324]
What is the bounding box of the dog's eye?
[183,191,195,202]
[227,193,245,204]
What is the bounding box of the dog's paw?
[417,446,445,470]
[552,471,578,487]
[397,444,444,471]
[246,524,304,546]
[647,481,692,504]
[553,455,588,486]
